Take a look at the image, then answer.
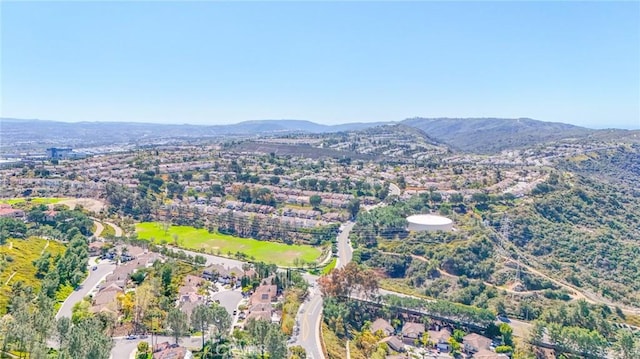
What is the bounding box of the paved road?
[297,288,324,359]
[56,259,116,319]
[211,289,244,317]
[388,183,401,197]
[295,220,357,359]
[335,222,354,269]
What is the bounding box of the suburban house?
[428,328,452,352]
[371,318,395,337]
[88,240,106,256]
[202,264,244,285]
[245,302,273,322]
[177,275,205,304]
[0,204,24,219]
[90,283,123,315]
[463,333,493,354]
[251,281,278,304]
[401,322,425,343]
[244,278,280,324]
[379,336,405,352]
[153,342,194,359]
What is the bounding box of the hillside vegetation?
[402,117,594,153]
[0,237,66,311]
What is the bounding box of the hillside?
[0,237,66,312]
[318,124,450,161]
[402,117,595,153]
[0,118,391,153]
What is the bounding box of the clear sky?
[1,1,639,129]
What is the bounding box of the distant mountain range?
[1,117,635,154]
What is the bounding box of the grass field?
[322,258,337,275]
[135,222,322,266]
[0,237,66,313]
[0,197,68,205]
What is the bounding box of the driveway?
[56,259,116,319]
[111,335,200,359]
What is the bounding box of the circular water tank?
[406,214,453,232]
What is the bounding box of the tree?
[191,304,214,350]
[420,331,430,348]
[499,323,513,346]
[615,329,639,359]
[67,317,112,359]
[210,303,231,338]
[448,336,461,356]
[290,345,307,359]
[347,199,361,219]
[33,252,51,278]
[318,262,378,300]
[0,217,27,242]
[136,341,150,359]
[246,319,270,358]
[452,329,465,343]
[265,325,287,359]
[309,195,322,209]
[166,308,189,344]
[56,316,72,353]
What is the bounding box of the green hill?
[0,237,66,313]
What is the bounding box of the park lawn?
[135,222,322,266]
[0,197,68,205]
[0,237,66,313]
[321,258,337,275]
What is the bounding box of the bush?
[495,345,513,353]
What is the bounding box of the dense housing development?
[0,118,639,359]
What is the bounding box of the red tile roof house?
[0,204,25,219]
[153,342,194,359]
[245,302,273,323]
[250,283,278,304]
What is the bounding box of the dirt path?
[407,253,548,297]
[56,198,106,213]
[41,240,49,255]
[5,271,17,286]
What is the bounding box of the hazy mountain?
[0,118,392,152]
[2,117,633,154]
[401,117,596,153]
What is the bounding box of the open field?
[135,222,322,266]
[0,197,68,205]
[0,237,66,313]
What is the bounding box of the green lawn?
[135,222,322,266]
[0,197,68,205]
[322,258,337,275]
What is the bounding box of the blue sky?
[1,1,639,129]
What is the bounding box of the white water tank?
[406,214,453,232]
